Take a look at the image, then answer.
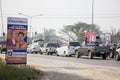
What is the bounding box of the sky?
[0,0,120,36]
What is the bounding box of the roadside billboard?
[100,33,111,45]
[84,32,96,46]
[6,17,28,64]
[85,32,96,42]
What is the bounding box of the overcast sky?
[0,0,120,35]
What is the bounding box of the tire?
[47,52,49,55]
[46,50,49,55]
[30,50,33,54]
[63,51,67,57]
[102,54,107,60]
[75,50,80,58]
[115,52,120,61]
[56,51,59,56]
[40,52,43,54]
[68,55,72,57]
[49,52,52,55]
[109,50,114,58]
[88,51,93,59]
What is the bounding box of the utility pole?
[92,0,94,25]
[0,0,4,36]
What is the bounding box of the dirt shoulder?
[28,57,120,80]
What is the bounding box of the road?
[28,54,120,68]
[0,54,120,80]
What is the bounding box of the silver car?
[27,44,41,54]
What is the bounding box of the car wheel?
[56,51,59,56]
[46,50,49,55]
[115,52,120,61]
[109,50,114,58]
[102,54,107,60]
[49,52,52,55]
[30,50,33,54]
[63,51,67,57]
[88,51,93,59]
[75,50,80,58]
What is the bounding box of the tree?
[111,28,120,43]
[59,22,101,43]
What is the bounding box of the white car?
[115,48,120,61]
[56,42,80,56]
[41,43,59,55]
[27,44,41,54]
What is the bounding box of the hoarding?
[84,32,96,46]
[85,32,96,42]
[6,17,28,64]
[100,33,111,45]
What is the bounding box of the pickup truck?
[75,42,110,59]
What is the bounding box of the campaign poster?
[86,32,96,42]
[6,17,28,64]
[84,32,96,46]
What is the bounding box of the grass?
[0,58,44,80]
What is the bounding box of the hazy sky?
[0,0,120,35]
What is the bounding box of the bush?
[0,58,44,80]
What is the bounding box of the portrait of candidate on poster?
[7,17,28,64]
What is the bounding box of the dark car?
[0,41,7,54]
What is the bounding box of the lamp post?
[0,0,4,36]
[18,13,43,38]
[92,0,94,25]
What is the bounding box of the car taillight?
[94,47,96,51]
[68,44,70,49]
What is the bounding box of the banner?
[7,17,28,64]
[85,32,96,42]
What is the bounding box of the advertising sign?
[7,17,28,64]
[85,32,96,42]
[100,33,111,46]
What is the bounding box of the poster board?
[6,17,28,64]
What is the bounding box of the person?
[7,30,17,46]
[17,32,27,48]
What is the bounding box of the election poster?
[85,32,96,46]
[6,17,28,64]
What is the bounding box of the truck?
[75,32,110,59]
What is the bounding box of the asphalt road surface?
[28,54,120,68]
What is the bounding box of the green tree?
[59,22,101,43]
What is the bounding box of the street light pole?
[0,0,4,36]
[18,13,43,38]
[92,0,94,25]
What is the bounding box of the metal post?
[0,0,4,35]
[92,0,94,25]
[30,17,32,38]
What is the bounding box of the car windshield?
[33,45,40,47]
[70,42,80,47]
[47,43,59,47]
[0,41,7,45]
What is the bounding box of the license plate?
[100,52,104,54]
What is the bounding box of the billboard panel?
[7,17,28,64]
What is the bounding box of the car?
[115,47,120,61]
[75,41,110,59]
[27,44,41,54]
[56,42,80,56]
[41,43,60,55]
[109,42,120,59]
[27,44,32,53]
[0,41,7,54]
